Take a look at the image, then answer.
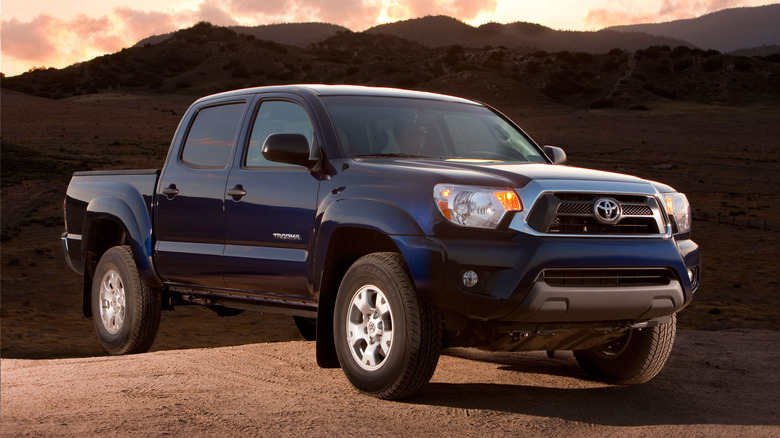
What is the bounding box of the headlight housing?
[664,192,691,234]
[434,184,522,229]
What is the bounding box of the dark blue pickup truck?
[62,84,699,399]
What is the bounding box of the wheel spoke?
[362,341,381,367]
[380,328,392,356]
[353,289,374,315]
[375,294,391,316]
[348,320,370,345]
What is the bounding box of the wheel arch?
[314,225,402,368]
[81,196,161,317]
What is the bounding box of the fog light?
[687,268,694,282]
[462,270,479,288]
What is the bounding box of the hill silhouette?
[3,21,779,109]
[606,5,780,53]
[365,15,691,53]
[136,22,349,49]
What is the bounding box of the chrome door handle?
[162,184,179,199]
[227,185,247,201]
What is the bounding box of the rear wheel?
[574,314,677,384]
[91,246,161,355]
[334,252,441,400]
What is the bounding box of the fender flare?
[82,196,161,289]
[313,198,422,291]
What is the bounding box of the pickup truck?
[62,84,699,399]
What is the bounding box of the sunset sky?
[2,0,776,77]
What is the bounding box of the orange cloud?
[584,0,746,29]
[2,16,60,62]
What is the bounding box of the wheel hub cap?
[99,269,126,335]
[346,285,394,371]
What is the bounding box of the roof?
[193,84,480,106]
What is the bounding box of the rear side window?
[181,102,246,168]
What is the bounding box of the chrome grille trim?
[507,180,672,239]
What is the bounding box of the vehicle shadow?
[407,346,779,427]
[0,304,305,360]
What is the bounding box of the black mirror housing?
[262,134,318,169]
[543,145,567,165]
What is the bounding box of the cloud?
[113,7,178,42]
[196,0,240,26]
[1,16,60,62]
[584,0,748,29]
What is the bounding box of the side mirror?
[262,134,319,169]
[543,145,567,165]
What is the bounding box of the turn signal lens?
[664,192,691,234]
[434,184,523,229]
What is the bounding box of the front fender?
[312,198,423,292]
[83,196,161,288]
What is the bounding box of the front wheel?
[91,246,161,355]
[334,252,441,400]
[574,314,677,384]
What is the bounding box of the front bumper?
[393,233,699,324]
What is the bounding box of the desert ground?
[1,88,779,436]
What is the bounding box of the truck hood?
[355,158,659,191]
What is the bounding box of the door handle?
[162,184,179,199]
[227,185,247,201]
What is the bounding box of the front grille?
[548,216,658,234]
[539,268,675,287]
[557,202,592,214]
[621,204,653,216]
[527,192,664,236]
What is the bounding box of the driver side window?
[245,101,314,168]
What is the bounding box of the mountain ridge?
[131,5,780,55]
[4,21,779,110]
[605,4,780,53]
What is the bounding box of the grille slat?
[540,268,674,287]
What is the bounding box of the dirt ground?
[2,330,779,436]
[1,89,779,436]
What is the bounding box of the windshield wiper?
[353,153,431,158]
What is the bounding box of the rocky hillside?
[3,22,779,108]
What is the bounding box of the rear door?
[154,99,248,288]
[222,97,321,300]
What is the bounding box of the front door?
[222,99,321,300]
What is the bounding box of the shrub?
[702,57,724,72]
[590,98,614,109]
[734,58,752,71]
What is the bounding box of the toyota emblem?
[593,198,621,224]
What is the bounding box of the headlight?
[664,192,691,234]
[434,184,522,229]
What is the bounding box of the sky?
[1,0,776,77]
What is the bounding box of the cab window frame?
[179,100,248,170]
[242,98,317,170]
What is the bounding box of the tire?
[333,252,441,400]
[574,314,677,384]
[91,246,161,355]
[293,316,317,341]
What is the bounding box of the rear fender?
[82,196,160,288]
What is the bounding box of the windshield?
[322,96,547,163]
